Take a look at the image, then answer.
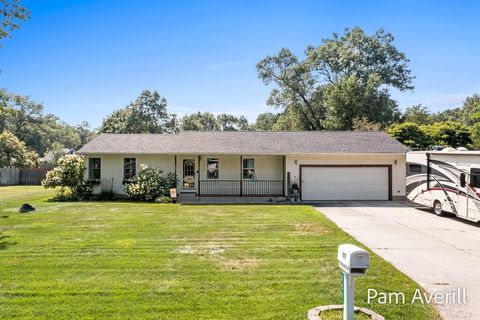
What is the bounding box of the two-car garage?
[299,165,392,201]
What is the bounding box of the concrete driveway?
[315,201,480,320]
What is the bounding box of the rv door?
[457,172,468,219]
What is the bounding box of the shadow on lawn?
[0,234,17,250]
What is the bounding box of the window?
[409,164,422,173]
[88,158,101,180]
[471,168,480,188]
[207,158,219,179]
[124,158,136,181]
[242,158,255,179]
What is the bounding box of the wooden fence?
[0,167,50,186]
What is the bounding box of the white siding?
[285,153,406,199]
[85,154,175,194]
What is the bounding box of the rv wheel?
[433,200,443,216]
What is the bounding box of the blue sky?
[1,0,479,128]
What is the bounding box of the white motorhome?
[407,150,480,222]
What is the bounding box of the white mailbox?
[337,244,370,276]
[337,244,370,320]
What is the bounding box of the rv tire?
[433,200,443,216]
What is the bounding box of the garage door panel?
[301,167,389,201]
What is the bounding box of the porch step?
[177,193,197,201]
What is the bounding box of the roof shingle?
[77,131,406,155]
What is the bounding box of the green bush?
[42,154,92,200]
[124,164,177,202]
[155,196,173,204]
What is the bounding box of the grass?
[0,186,440,319]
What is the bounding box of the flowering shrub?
[42,154,92,200]
[125,164,177,201]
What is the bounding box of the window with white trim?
[207,158,219,179]
[242,158,255,179]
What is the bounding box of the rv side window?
[471,169,480,188]
[409,164,422,173]
[460,173,466,188]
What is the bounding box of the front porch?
[175,154,286,197]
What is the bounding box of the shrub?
[124,164,178,202]
[155,196,173,204]
[42,154,92,200]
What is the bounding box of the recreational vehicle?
[407,150,480,222]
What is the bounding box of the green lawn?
[0,186,440,319]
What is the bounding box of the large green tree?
[402,104,431,124]
[253,112,281,131]
[100,90,178,134]
[180,112,220,131]
[0,131,38,167]
[217,113,249,131]
[0,89,88,155]
[0,0,29,47]
[256,27,413,130]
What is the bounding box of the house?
[76,131,407,201]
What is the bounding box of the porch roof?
[77,131,406,155]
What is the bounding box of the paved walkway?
[315,201,480,320]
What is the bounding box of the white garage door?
[301,166,389,201]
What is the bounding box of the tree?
[387,122,430,149]
[253,112,281,131]
[180,112,220,131]
[76,121,96,146]
[42,154,89,198]
[0,0,30,47]
[0,131,38,167]
[217,113,249,131]
[422,122,472,148]
[322,75,401,129]
[100,90,178,134]
[403,104,431,124]
[256,27,413,130]
[352,117,381,131]
[470,112,480,150]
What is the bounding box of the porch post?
[197,155,201,196]
[174,155,177,188]
[240,155,243,197]
[283,155,286,197]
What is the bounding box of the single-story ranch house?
[77,131,407,201]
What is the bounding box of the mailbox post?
[337,244,370,320]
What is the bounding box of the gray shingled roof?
[77,131,406,155]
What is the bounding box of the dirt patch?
[293,223,327,235]
[176,245,225,255]
[220,257,258,271]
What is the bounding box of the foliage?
[387,122,430,149]
[432,94,480,125]
[322,75,400,129]
[421,121,472,149]
[155,195,173,203]
[217,113,249,131]
[402,104,431,124]
[180,112,250,131]
[351,117,381,131]
[0,89,92,155]
[181,112,220,130]
[253,112,281,131]
[0,0,30,47]
[124,164,177,201]
[42,154,91,199]
[257,27,413,130]
[0,130,38,167]
[388,121,472,150]
[100,90,178,134]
